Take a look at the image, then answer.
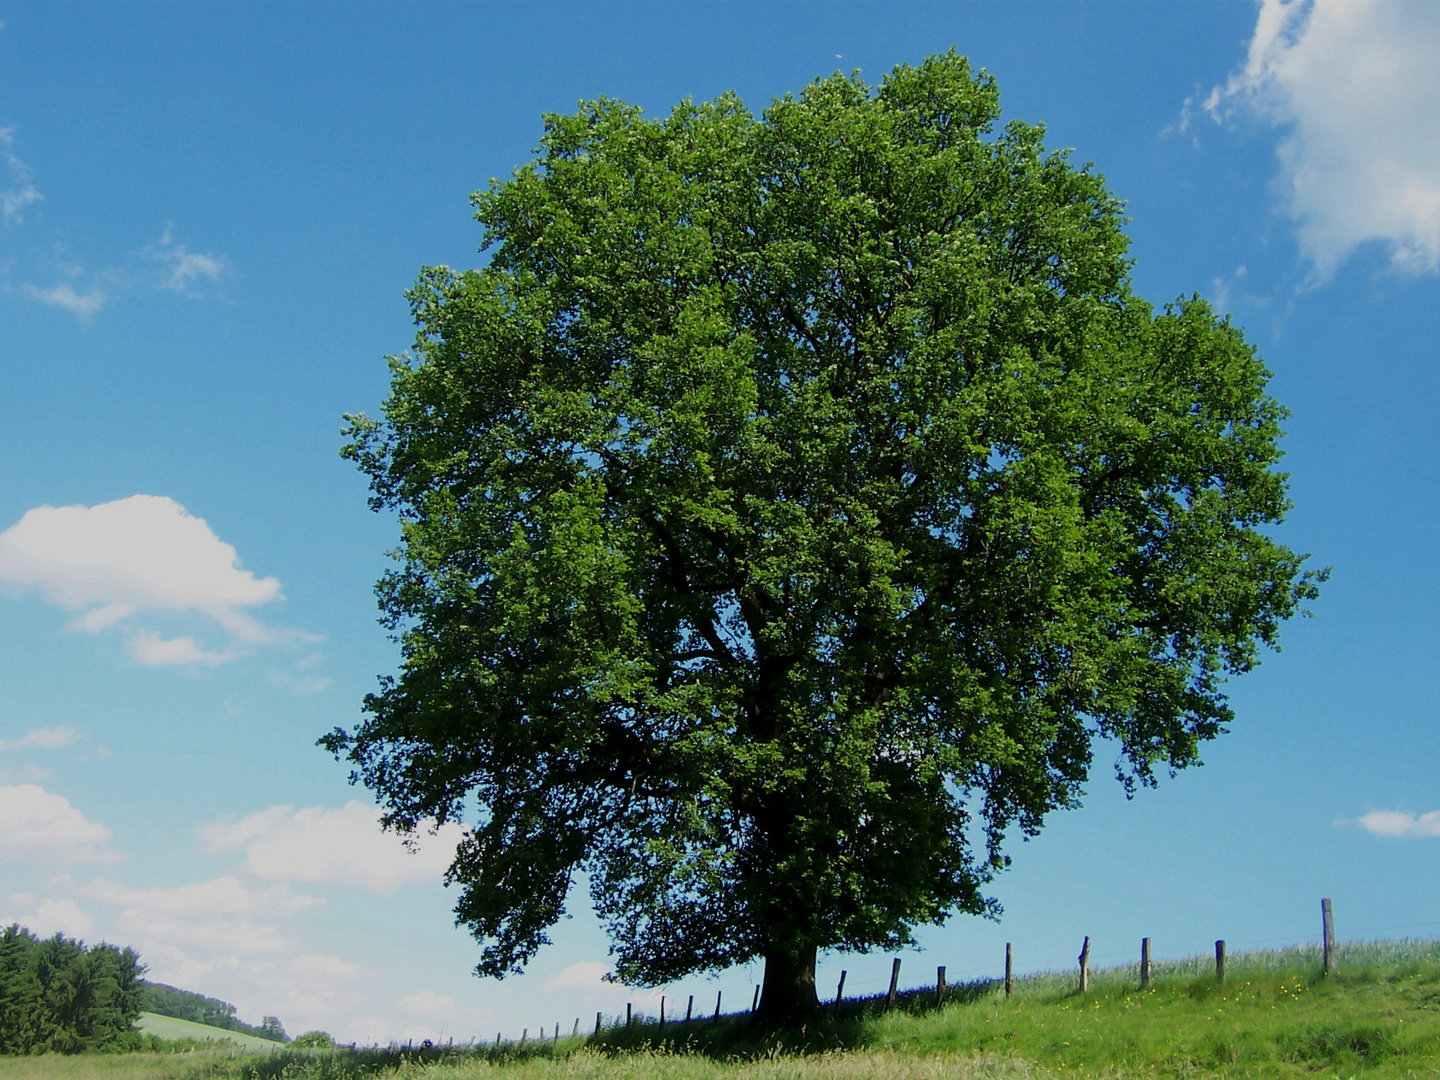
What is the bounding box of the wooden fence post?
[519,1029,527,1049]
[1322,897,1337,976]
[594,1012,602,1036]
[626,1003,633,1028]
[686,994,694,1022]
[936,965,946,1006]
[1215,940,1226,985]
[751,985,760,1013]
[886,957,902,1011]
[1005,943,1014,999]
[834,969,847,1009]
[554,1023,560,1044]
[1078,936,1090,994]
[496,1033,501,1047]
[714,990,722,1020]
[659,996,666,1030]
[1140,937,1152,990]
[572,1018,579,1038]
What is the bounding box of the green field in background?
[134,1012,281,1052]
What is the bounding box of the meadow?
[8,940,1440,1079]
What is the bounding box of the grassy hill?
[5,939,1440,1078]
[138,980,287,1044]
[135,1012,283,1052]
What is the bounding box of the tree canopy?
[328,52,1321,1019]
[0,924,144,1054]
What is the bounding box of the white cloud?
[67,873,379,1037]
[2,185,40,223]
[199,801,465,895]
[151,226,226,292]
[82,875,323,920]
[126,629,233,667]
[23,281,105,318]
[143,944,376,1041]
[543,961,613,993]
[541,960,664,1011]
[1,125,41,225]
[239,952,375,1029]
[1211,264,1248,313]
[1,895,95,939]
[0,725,80,751]
[0,763,53,785]
[0,495,310,666]
[1206,0,1440,278]
[0,784,118,864]
[268,670,332,695]
[1353,809,1440,838]
[80,875,322,956]
[391,991,495,1043]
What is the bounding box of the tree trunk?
[756,944,820,1024]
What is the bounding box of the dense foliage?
[0,924,143,1054]
[330,51,1321,1017]
[139,982,288,1043]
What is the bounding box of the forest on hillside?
[139,981,288,1042]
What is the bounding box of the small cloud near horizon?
[1348,809,1440,838]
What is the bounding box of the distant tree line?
[0,924,143,1054]
[138,981,289,1042]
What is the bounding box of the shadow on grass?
[212,979,1002,1076]
[587,978,1001,1060]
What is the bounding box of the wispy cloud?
[22,281,106,318]
[1204,0,1440,280]
[1211,264,1248,314]
[150,226,226,292]
[0,726,80,752]
[268,670,332,696]
[3,132,227,315]
[2,186,40,223]
[0,126,42,225]
[541,960,665,1008]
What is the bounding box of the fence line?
[480,898,1440,1048]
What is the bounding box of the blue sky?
[1,0,1438,1045]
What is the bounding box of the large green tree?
[328,53,1321,1020]
[0,925,144,1054]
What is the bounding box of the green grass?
[134,1013,283,1052]
[9,940,1440,1078]
[861,943,1440,1078]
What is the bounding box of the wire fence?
[465,899,1440,1051]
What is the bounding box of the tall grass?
[0,1047,1035,1080]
